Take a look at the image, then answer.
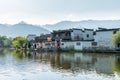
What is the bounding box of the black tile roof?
[52,28,84,33]
[96,28,120,32]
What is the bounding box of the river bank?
[20,48,120,54]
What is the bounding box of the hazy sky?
[0,0,120,25]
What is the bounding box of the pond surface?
[0,49,120,80]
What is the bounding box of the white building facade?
[94,28,119,50]
[52,28,94,50]
[60,41,92,50]
[71,28,94,41]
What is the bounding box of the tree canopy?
[112,30,120,44]
[0,36,12,47]
[12,36,27,49]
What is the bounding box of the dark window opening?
[76,42,81,45]
[92,42,97,46]
[93,32,96,35]
[87,34,89,38]
[61,43,64,45]
[118,44,120,47]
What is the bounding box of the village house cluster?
[26,28,120,51]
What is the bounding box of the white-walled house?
[52,28,94,50]
[52,28,94,41]
[27,28,120,51]
[94,28,120,50]
[27,34,36,41]
[52,28,84,41]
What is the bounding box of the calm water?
[0,49,120,80]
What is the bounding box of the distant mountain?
[0,20,120,37]
[43,20,120,31]
[0,21,50,37]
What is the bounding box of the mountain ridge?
[43,20,120,31]
[0,21,50,37]
[0,20,120,37]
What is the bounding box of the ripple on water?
[0,50,120,80]
[0,67,120,80]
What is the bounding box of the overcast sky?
[0,0,120,25]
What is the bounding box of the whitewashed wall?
[71,29,94,41]
[74,41,92,50]
[83,30,94,40]
[60,41,92,50]
[71,30,83,40]
[94,31,115,49]
[60,41,74,49]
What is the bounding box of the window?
[86,34,89,38]
[117,43,120,47]
[92,42,97,46]
[93,32,96,35]
[76,42,81,45]
[61,43,64,45]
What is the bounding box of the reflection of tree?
[50,54,56,68]
[0,49,12,57]
[112,57,120,74]
[12,50,24,60]
[32,52,37,61]
[27,52,32,59]
[60,60,71,69]
[0,49,6,57]
[55,53,61,68]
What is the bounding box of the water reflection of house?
[60,53,97,70]
[94,55,116,74]
[22,51,118,75]
[74,53,94,63]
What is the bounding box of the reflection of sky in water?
[0,49,120,80]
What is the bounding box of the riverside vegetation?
[0,36,12,48]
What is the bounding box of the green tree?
[12,36,27,49]
[4,37,12,47]
[112,30,120,44]
[40,33,44,36]
[0,36,12,47]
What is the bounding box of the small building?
[27,34,36,41]
[35,34,53,49]
[94,28,120,50]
